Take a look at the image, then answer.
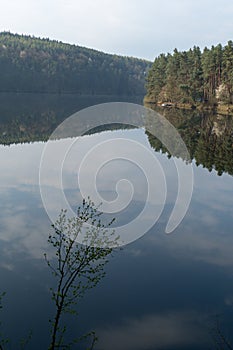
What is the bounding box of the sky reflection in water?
[0,123,233,349]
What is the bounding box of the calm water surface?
[0,94,233,349]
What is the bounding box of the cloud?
[225,295,233,307]
[0,185,50,261]
[96,311,208,349]
[0,0,233,59]
[147,208,233,268]
[0,142,42,188]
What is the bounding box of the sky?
[0,0,233,61]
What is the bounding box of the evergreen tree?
[145,41,233,107]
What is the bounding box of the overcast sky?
[0,0,232,61]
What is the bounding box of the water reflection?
[96,311,209,350]
[0,93,142,145]
[0,96,232,177]
[146,106,233,176]
[0,95,233,349]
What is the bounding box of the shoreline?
[144,97,233,116]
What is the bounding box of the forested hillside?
[145,42,233,106]
[0,32,151,95]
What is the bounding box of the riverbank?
[144,97,233,116]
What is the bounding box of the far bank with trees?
[144,41,233,114]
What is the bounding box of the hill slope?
[0,32,151,95]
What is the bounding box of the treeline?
[0,32,151,95]
[145,42,233,105]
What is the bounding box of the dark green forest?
[0,32,150,95]
[145,42,233,106]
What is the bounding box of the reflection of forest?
[0,93,82,145]
[146,107,233,176]
[0,93,142,145]
[0,96,232,176]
